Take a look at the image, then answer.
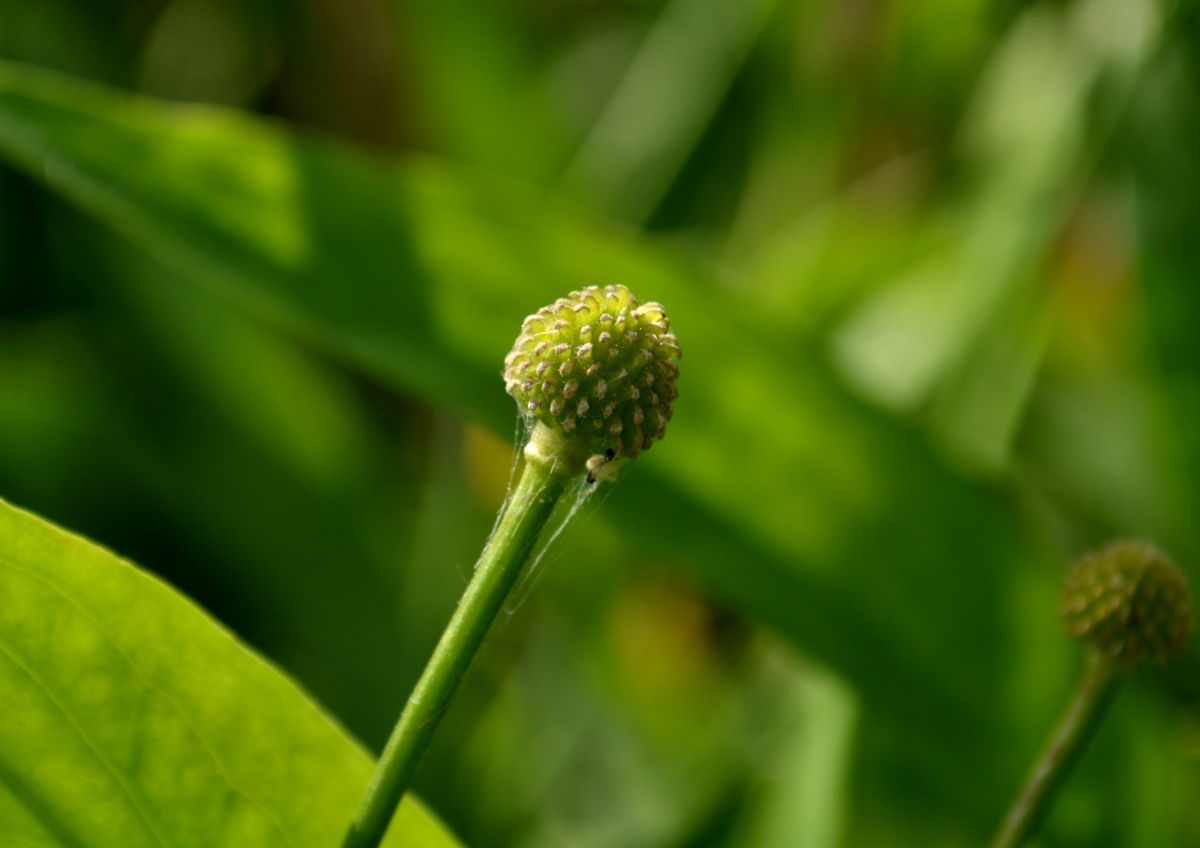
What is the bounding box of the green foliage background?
[2,0,1200,844]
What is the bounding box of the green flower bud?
[504,285,680,464]
[1061,540,1192,667]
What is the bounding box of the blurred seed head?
[1061,540,1192,667]
[504,285,680,462]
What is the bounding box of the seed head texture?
[504,285,680,461]
[1061,540,1192,667]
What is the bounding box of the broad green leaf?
[0,60,1039,825]
[0,496,458,847]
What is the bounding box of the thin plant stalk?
[990,653,1123,848]
[341,447,571,848]
[992,540,1192,847]
[342,285,681,848]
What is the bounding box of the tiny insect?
[585,449,621,486]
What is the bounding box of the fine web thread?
[504,442,623,614]
[503,475,593,615]
[470,413,618,614]
[457,415,530,586]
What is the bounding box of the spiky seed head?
[1061,540,1192,667]
[504,285,680,462]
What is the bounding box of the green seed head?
[504,285,680,463]
[1061,540,1192,667]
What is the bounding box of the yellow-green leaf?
[0,496,458,848]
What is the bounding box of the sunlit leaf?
[0,496,458,847]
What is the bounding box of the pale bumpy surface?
[1061,540,1192,667]
[504,285,681,461]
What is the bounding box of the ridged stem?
[990,652,1124,848]
[342,435,573,848]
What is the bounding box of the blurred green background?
[2,0,1200,844]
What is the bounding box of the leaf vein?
[0,754,93,848]
[0,556,299,848]
[0,640,174,847]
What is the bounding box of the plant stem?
[342,440,573,848]
[990,652,1125,848]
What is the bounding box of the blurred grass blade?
[731,661,857,848]
[0,496,457,847]
[561,0,778,222]
[828,0,1160,471]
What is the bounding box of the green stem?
[342,440,573,848]
[990,652,1125,848]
